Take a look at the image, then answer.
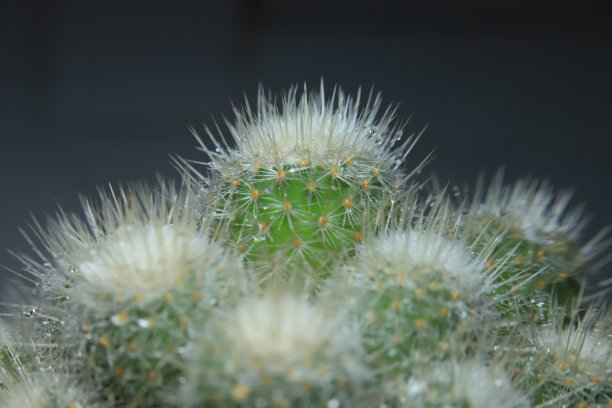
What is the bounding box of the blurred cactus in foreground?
[1,83,610,407]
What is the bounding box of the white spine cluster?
[400,360,528,408]
[1,82,609,407]
[361,228,490,303]
[228,294,361,377]
[470,171,607,257]
[189,292,368,405]
[193,82,417,172]
[77,223,205,301]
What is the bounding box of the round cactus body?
[214,158,398,277]
[188,292,370,407]
[348,228,494,378]
[462,173,603,322]
[186,83,420,279]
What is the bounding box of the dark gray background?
[1,1,611,291]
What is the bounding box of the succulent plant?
[1,83,609,407]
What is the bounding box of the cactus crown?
[194,82,418,174]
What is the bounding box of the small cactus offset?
[1,83,610,408]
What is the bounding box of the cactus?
[390,359,529,408]
[186,84,421,282]
[348,226,495,374]
[187,292,369,407]
[1,83,610,407]
[515,306,612,407]
[459,172,606,326]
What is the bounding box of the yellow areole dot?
[343,198,353,208]
[306,180,317,192]
[250,188,260,200]
[276,169,286,182]
[391,299,402,311]
[258,220,269,233]
[148,370,160,383]
[318,215,328,228]
[361,180,369,191]
[354,232,362,243]
[232,384,250,401]
[99,335,111,348]
[259,374,272,386]
[112,311,129,326]
[370,313,380,325]
[275,398,290,408]
[415,319,427,330]
[344,156,354,165]
[128,341,140,352]
[230,179,239,188]
[330,166,340,178]
[283,201,293,213]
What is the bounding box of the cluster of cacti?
[1,83,610,407]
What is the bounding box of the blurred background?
[1,1,611,288]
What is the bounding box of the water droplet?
[22,307,37,318]
[327,399,340,408]
[137,319,152,328]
